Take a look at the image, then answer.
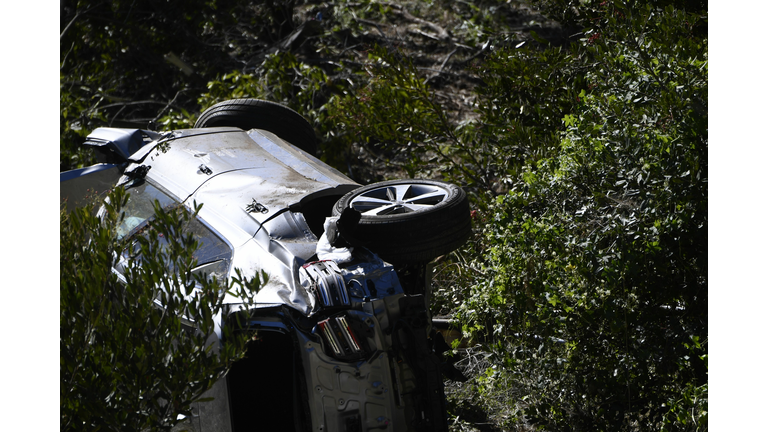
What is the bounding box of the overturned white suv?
[60,99,471,432]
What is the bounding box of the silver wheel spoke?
[372,204,405,216]
[403,189,447,205]
[401,203,433,212]
[390,185,412,202]
[350,196,396,214]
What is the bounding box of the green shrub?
[60,188,263,431]
[456,2,707,430]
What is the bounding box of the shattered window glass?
[118,180,232,283]
[117,180,176,240]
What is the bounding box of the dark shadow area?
[227,330,306,432]
[298,194,342,240]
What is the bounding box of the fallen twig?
[407,27,442,41]
[355,18,389,38]
[425,47,459,83]
[151,89,186,123]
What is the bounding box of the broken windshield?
[118,180,233,281]
[117,180,177,239]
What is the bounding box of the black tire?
[194,98,317,155]
[332,179,471,263]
